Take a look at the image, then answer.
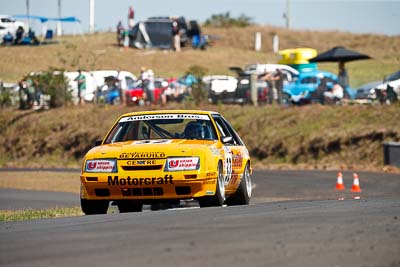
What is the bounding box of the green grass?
[0,207,83,222]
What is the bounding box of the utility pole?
[286,0,291,29]
[89,0,95,33]
[57,0,62,36]
[26,0,30,29]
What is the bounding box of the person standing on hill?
[338,62,349,89]
[128,6,135,30]
[172,21,181,52]
[74,70,86,105]
[116,20,124,46]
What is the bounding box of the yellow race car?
[80,110,252,214]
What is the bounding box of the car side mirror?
[222,136,233,144]
[94,139,102,147]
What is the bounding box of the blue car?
[282,70,356,104]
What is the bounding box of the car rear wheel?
[226,163,252,206]
[81,199,109,215]
[117,200,143,213]
[198,162,225,208]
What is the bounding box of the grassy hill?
[0,103,399,172]
[1,26,399,86]
[0,26,399,171]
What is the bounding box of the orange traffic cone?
[335,172,345,190]
[351,173,362,193]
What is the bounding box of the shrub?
[0,82,12,108]
[204,12,253,27]
[19,68,71,109]
[186,65,208,105]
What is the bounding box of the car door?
[212,115,247,190]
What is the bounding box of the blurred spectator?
[139,67,152,105]
[274,69,284,104]
[26,75,35,108]
[172,21,181,52]
[147,69,155,105]
[28,29,40,45]
[2,31,13,46]
[128,6,135,29]
[314,77,327,104]
[33,78,43,109]
[14,26,24,44]
[116,21,124,46]
[324,82,343,104]
[338,62,349,89]
[123,29,129,50]
[74,70,86,105]
[260,71,278,104]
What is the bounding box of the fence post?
[251,73,258,106]
[254,32,262,51]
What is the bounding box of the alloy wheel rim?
[245,166,252,198]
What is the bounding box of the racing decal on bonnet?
[119,152,166,159]
[108,175,173,186]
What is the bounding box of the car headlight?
[85,159,117,173]
[164,157,200,171]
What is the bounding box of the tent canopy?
[130,18,174,49]
[309,46,371,63]
[13,15,81,23]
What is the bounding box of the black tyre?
[226,163,252,206]
[117,200,143,213]
[198,162,225,208]
[81,198,109,215]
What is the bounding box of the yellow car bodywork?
[80,110,251,209]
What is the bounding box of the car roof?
[356,81,382,90]
[244,63,299,75]
[120,110,220,118]
[385,70,400,82]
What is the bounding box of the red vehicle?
[125,79,167,105]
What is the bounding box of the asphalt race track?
[1,170,400,267]
[0,189,79,210]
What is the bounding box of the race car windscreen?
[104,114,218,143]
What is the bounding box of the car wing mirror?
[94,139,102,147]
[222,136,233,144]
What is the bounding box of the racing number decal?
[223,146,233,184]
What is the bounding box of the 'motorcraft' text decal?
[108,175,173,186]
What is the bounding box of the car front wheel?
[198,161,225,207]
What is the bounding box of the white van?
[244,63,299,82]
[202,75,238,94]
[0,15,28,43]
